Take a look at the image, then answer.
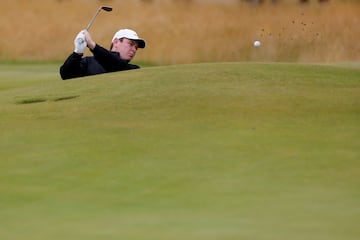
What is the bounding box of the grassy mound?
[0,62,359,239]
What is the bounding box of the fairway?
[0,62,359,240]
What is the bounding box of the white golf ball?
[254,40,261,47]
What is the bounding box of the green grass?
[0,62,359,240]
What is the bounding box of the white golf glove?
[74,31,86,54]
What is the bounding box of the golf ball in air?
[254,40,261,47]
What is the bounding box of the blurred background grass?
[0,0,359,64]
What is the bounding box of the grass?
[0,61,359,239]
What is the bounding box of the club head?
[101,6,113,12]
[86,6,113,31]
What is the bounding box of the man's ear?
[110,38,119,50]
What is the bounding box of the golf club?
[86,6,113,31]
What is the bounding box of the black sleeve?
[91,45,140,72]
[59,53,87,80]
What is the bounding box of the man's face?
[112,38,139,61]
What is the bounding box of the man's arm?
[91,44,139,72]
[60,31,88,80]
[59,53,86,80]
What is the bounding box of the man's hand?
[83,30,96,50]
[74,31,86,54]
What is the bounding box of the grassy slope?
[0,62,359,240]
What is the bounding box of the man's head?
[110,29,146,61]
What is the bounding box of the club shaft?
[86,8,102,31]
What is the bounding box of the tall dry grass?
[0,0,359,64]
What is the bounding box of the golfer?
[60,29,146,80]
